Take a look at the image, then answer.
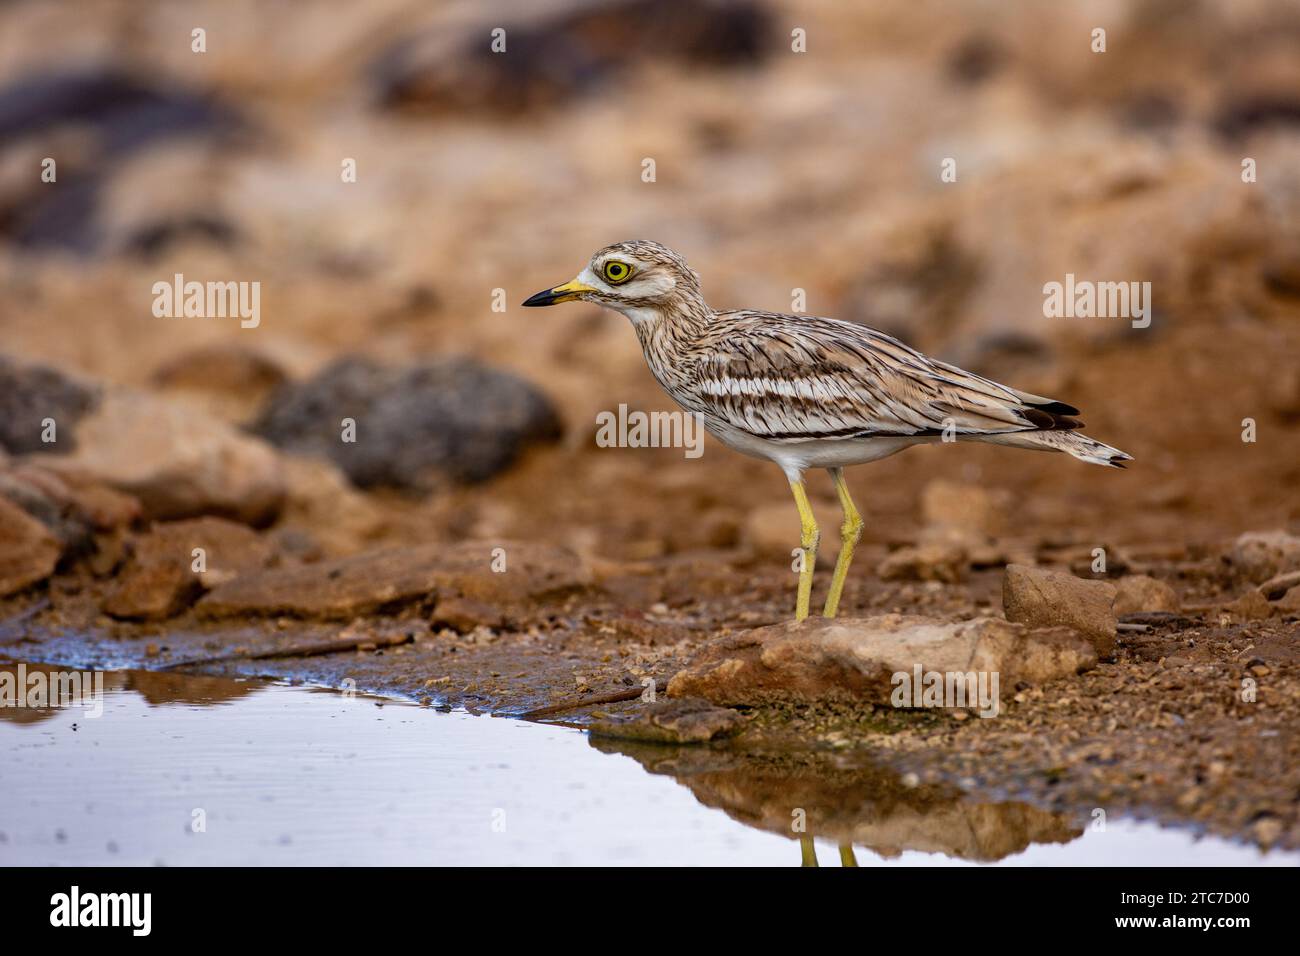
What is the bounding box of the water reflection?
[0,660,259,725]
[590,737,1083,865]
[0,661,1285,866]
[123,670,261,707]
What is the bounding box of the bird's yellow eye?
[602,260,633,284]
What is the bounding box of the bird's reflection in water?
[799,838,859,867]
[589,736,1084,866]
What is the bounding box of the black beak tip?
[521,290,555,308]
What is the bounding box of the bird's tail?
[978,429,1133,468]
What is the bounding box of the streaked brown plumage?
[524,240,1131,620]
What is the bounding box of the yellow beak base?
[522,278,595,307]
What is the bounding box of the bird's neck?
[626,294,713,390]
[621,290,711,341]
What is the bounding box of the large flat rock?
[198,540,589,620]
[667,615,1096,708]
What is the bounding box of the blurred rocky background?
[2,0,1299,602]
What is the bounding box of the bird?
[523,240,1132,622]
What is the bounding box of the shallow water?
[0,663,1293,867]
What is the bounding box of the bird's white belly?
[703,420,930,475]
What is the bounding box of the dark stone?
[0,355,98,454]
[0,69,244,253]
[0,69,232,148]
[947,35,1005,86]
[251,357,562,491]
[125,215,240,259]
[1213,95,1300,140]
[373,0,771,116]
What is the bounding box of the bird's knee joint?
[840,515,863,543]
[800,525,820,552]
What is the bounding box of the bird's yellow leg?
[822,468,863,618]
[838,844,859,867]
[800,837,819,867]
[789,478,819,621]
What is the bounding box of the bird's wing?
[690,312,1080,443]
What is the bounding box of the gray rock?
[0,356,98,455]
[251,357,562,491]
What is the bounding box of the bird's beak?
[521,278,595,307]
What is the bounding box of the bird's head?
[522,240,703,321]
